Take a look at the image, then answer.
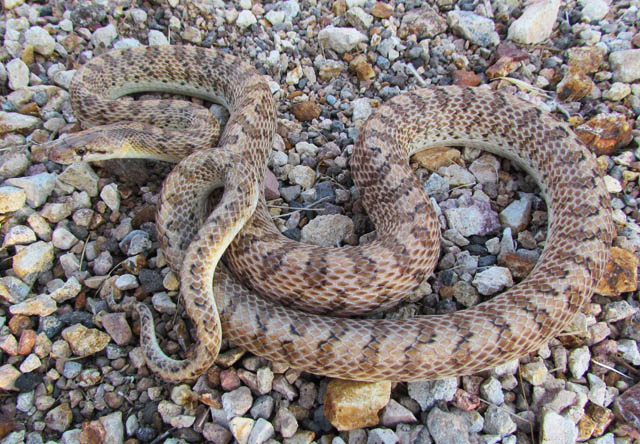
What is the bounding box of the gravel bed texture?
[0,0,639,443]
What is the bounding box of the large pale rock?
[61,324,111,357]
[324,380,391,431]
[507,0,560,44]
[318,26,367,53]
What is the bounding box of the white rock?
[288,165,316,190]
[609,49,640,82]
[540,410,577,444]
[58,162,99,196]
[318,26,367,53]
[568,346,590,380]
[3,0,25,9]
[603,176,622,193]
[618,339,640,366]
[3,225,36,247]
[49,277,82,302]
[100,183,121,212]
[499,194,533,233]
[447,10,499,47]
[265,10,285,25]
[587,373,608,407]
[301,215,354,247]
[6,59,29,90]
[472,266,513,296]
[113,38,141,49]
[152,292,176,314]
[438,164,476,187]
[346,7,373,31]
[115,274,138,290]
[52,227,78,250]
[579,0,609,21]
[0,112,40,134]
[352,98,372,122]
[91,24,117,48]
[408,378,457,410]
[25,26,56,56]
[0,186,26,213]
[237,10,257,28]
[130,8,148,24]
[480,377,504,405]
[12,241,54,284]
[469,154,499,184]
[148,30,169,46]
[507,0,560,44]
[444,200,500,237]
[6,172,56,208]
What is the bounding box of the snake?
[48,45,614,382]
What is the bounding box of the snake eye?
[77,148,86,156]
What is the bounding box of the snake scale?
[48,45,614,382]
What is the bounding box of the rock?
[3,225,36,247]
[49,277,82,302]
[408,378,457,411]
[498,252,536,280]
[444,199,500,237]
[426,407,470,444]
[274,407,298,438]
[12,241,54,285]
[247,418,274,444]
[52,227,78,250]
[99,411,123,444]
[423,173,449,202]
[603,82,631,101]
[229,417,254,444]
[367,428,398,444]
[61,324,111,357]
[222,386,253,419]
[595,247,638,296]
[576,113,632,155]
[203,423,233,444]
[604,300,637,322]
[345,7,373,31]
[6,59,29,90]
[0,186,26,213]
[520,361,548,386]
[0,365,20,391]
[610,49,640,82]
[567,46,604,74]
[0,151,29,178]
[507,0,560,44]
[587,373,608,407]
[614,383,640,435]
[301,214,354,247]
[483,405,516,436]
[452,69,482,86]
[350,56,375,82]
[580,0,609,20]
[0,112,40,135]
[371,2,393,19]
[91,24,117,48]
[237,10,257,28]
[10,294,56,317]
[24,26,56,56]
[414,147,462,172]
[480,377,504,405]
[469,154,499,184]
[291,101,321,122]
[45,403,73,433]
[319,61,345,81]
[323,380,391,431]
[540,409,577,444]
[472,267,513,296]
[447,11,499,47]
[568,346,590,379]
[318,26,367,53]
[485,56,521,79]
[149,29,169,46]
[379,399,416,427]
[58,162,100,196]
[618,339,640,366]
[115,274,138,290]
[100,183,120,212]
[438,164,476,187]
[499,194,533,233]
[603,176,622,193]
[399,6,447,39]
[101,312,132,346]
[6,173,56,208]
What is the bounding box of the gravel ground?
[0,0,639,443]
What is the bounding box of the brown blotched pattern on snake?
[48,45,613,382]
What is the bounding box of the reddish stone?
[452,388,480,411]
[615,383,640,434]
[452,69,482,86]
[17,329,36,355]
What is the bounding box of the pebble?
[604,300,637,322]
[507,0,560,44]
[444,200,500,237]
[595,247,638,296]
[426,407,470,444]
[237,10,257,28]
[58,162,99,196]
[366,428,397,444]
[291,101,321,122]
[580,0,609,21]
[222,386,253,419]
[61,324,110,357]
[447,10,499,47]
[609,49,640,82]
[248,418,274,444]
[6,59,29,90]
[114,274,138,290]
[24,26,56,56]
[91,24,117,48]
[540,409,577,444]
[483,405,516,436]
[472,266,513,296]
[480,377,504,405]
[301,214,354,247]
[203,423,233,444]
[408,377,457,411]
[324,380,391,431]
[499,194,533,233]
[0,186,26,213]
[379,399,416,427]
[100,183,120,212]
[614,383,640,434]
[101,312,132,346]
[229,417,255,444]
[274,407,298,438]
[398,6,447,39]
[318,26,367,53]
[151,292,176,314]
[12,242,54,285]
[6,173,57,208]
[0,151,29,178]
[521,360,548,386]
[0,112,40,135]
[3,225,36,247]
[45,403,73,433]
[148,29,169,46]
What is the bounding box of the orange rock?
[412,147,462,171]
[349,55,375,81]
[80,420,106,444]
[596,247,638,296]
[291,101,321,122]
[576,113,633,155]
[557,67,594,101]
[452,69,482,86]
[332,0,346,16]
[498,252,536,280]
[371,2,394,18]
[485,56,520,79]
[567,46,605,73]
[324,380,391,431]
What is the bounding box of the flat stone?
[398,6,447,39]
[45,403,73,433]
[58,162,99,196]
[301,214,354,247]
[426,407,470,444]
[61,324,110,357]
[229,417,254,444]
[472,267,513,296]
[10,294,56,317]
[324,380,391,431]
[595,247,638,296]
[609,49,640,82]
[540,409,577,444]
[101,312,132,346]
[12,241,54,285]
[318,26,367,53]
[408,377,457,411]
[6,172,56,208]
[507,0,560,44]
[25,26,56,55]
[0,186,26,213]
[447,10,499,47]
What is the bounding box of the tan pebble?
[323,380,391,431]
[595,247,638,296]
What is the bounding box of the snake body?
[49,45,613,382]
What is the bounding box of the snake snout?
[48,130,116,164]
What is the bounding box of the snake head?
[47,129,130,164]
